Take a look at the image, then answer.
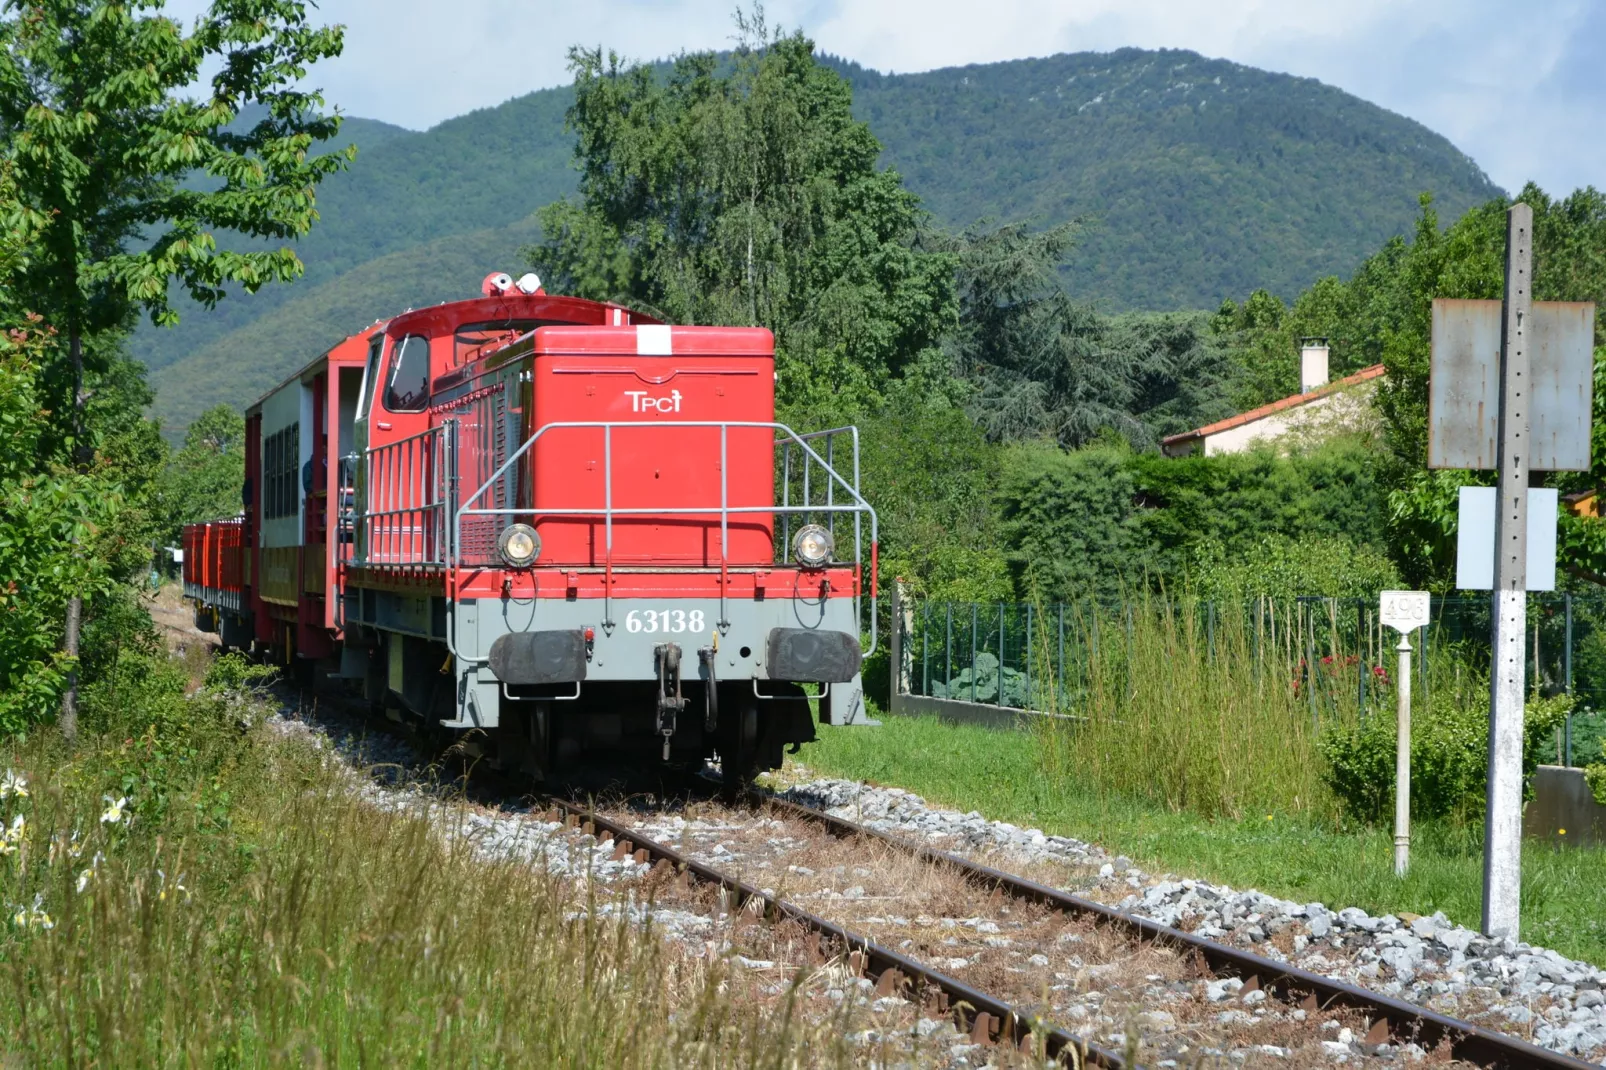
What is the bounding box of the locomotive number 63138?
[624,609,707,634]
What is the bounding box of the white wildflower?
[0,769,27,799]
[100,796,128,825]
[155,868,190,902]
[10,895,52,930]
[0,812,23,854]
[49,830,83,865]
[75,851,103,894]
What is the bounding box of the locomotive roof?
[382,293,656,339]
[242,292,658,415]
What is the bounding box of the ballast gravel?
[260,700,985,1067]
[783,775,1606,1064]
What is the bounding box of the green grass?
[794,712,1606,967]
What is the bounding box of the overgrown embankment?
[0,636,848,1066]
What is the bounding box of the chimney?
[1300,339,1330,393]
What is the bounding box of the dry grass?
[0,666,861,1068]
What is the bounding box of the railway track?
[574,782,1598,1070]
[265,680,1596,1069]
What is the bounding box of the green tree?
[1112,309,1240,442]
[1216,185,1606,585]
[529,14,956,409]
[944,222,1240,448]
[941,221,1138,447]
[0,165,139,731]
[0,0,350,735]
[159,402,243,541]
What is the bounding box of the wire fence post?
[998,602,1006,708]
[970,603,979,705]
[922,604,930,697]
[1025,604,1034,709]
[1564,592,1574,767]
[1305,600,1319,730]
[1058,603,1066,708]
[1356,601,1367,712]
[945,604,953,696]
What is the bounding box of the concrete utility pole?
[1484,203,1532,940]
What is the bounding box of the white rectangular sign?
[1379,591,1430,632]
[1455,486,1558,591]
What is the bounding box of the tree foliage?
[529,19,956,408]
[944,221,1240,449]
[0,0,352,332]
[1216,185,1606,586]
[158,402,243,542]
[834,48,1500,312]
[0,0,346,733]
[0,168,159,730]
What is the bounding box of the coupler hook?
[655,643,685,761]
[698,646,718,732]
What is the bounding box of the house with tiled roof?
[1160,342,1384,458]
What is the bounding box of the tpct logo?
[625,389,683,414]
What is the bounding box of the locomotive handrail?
[354,423,453,567]
[785,426,860,585]
[447,420,878,668]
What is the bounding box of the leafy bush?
[1188,532,1399,602]
[1129,438,1390,575]
[1585,763,1606,807]
[1319,686,1574,824]
[930,652,1029,707]
[996,438,1392,603]
[997,442,1154,602]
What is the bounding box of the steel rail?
[277,684,1587,1069]
[545,795,1129,1068]
[750,789,1596,1070]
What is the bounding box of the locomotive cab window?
[357,333,384,419]
[383,334,431,412]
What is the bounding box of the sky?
[185,0,1604,197]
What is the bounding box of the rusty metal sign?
[1428,299,1596,470]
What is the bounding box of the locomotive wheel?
[717,686,760,800]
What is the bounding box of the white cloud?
[172,0,1603,195]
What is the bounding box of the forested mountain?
[833,50,1500,309]
[139,46,1501,432]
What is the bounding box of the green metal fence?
[898,594,1606,766]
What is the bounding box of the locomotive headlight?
[497,523,541,569]
[792,524,834,568]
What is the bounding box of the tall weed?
[1036,595,1334,820]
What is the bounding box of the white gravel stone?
[781,773,1606,1063]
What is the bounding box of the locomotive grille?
[491,390,507,512]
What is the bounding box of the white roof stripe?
[636,324,672,355]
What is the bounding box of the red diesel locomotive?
[183,272,877,784]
